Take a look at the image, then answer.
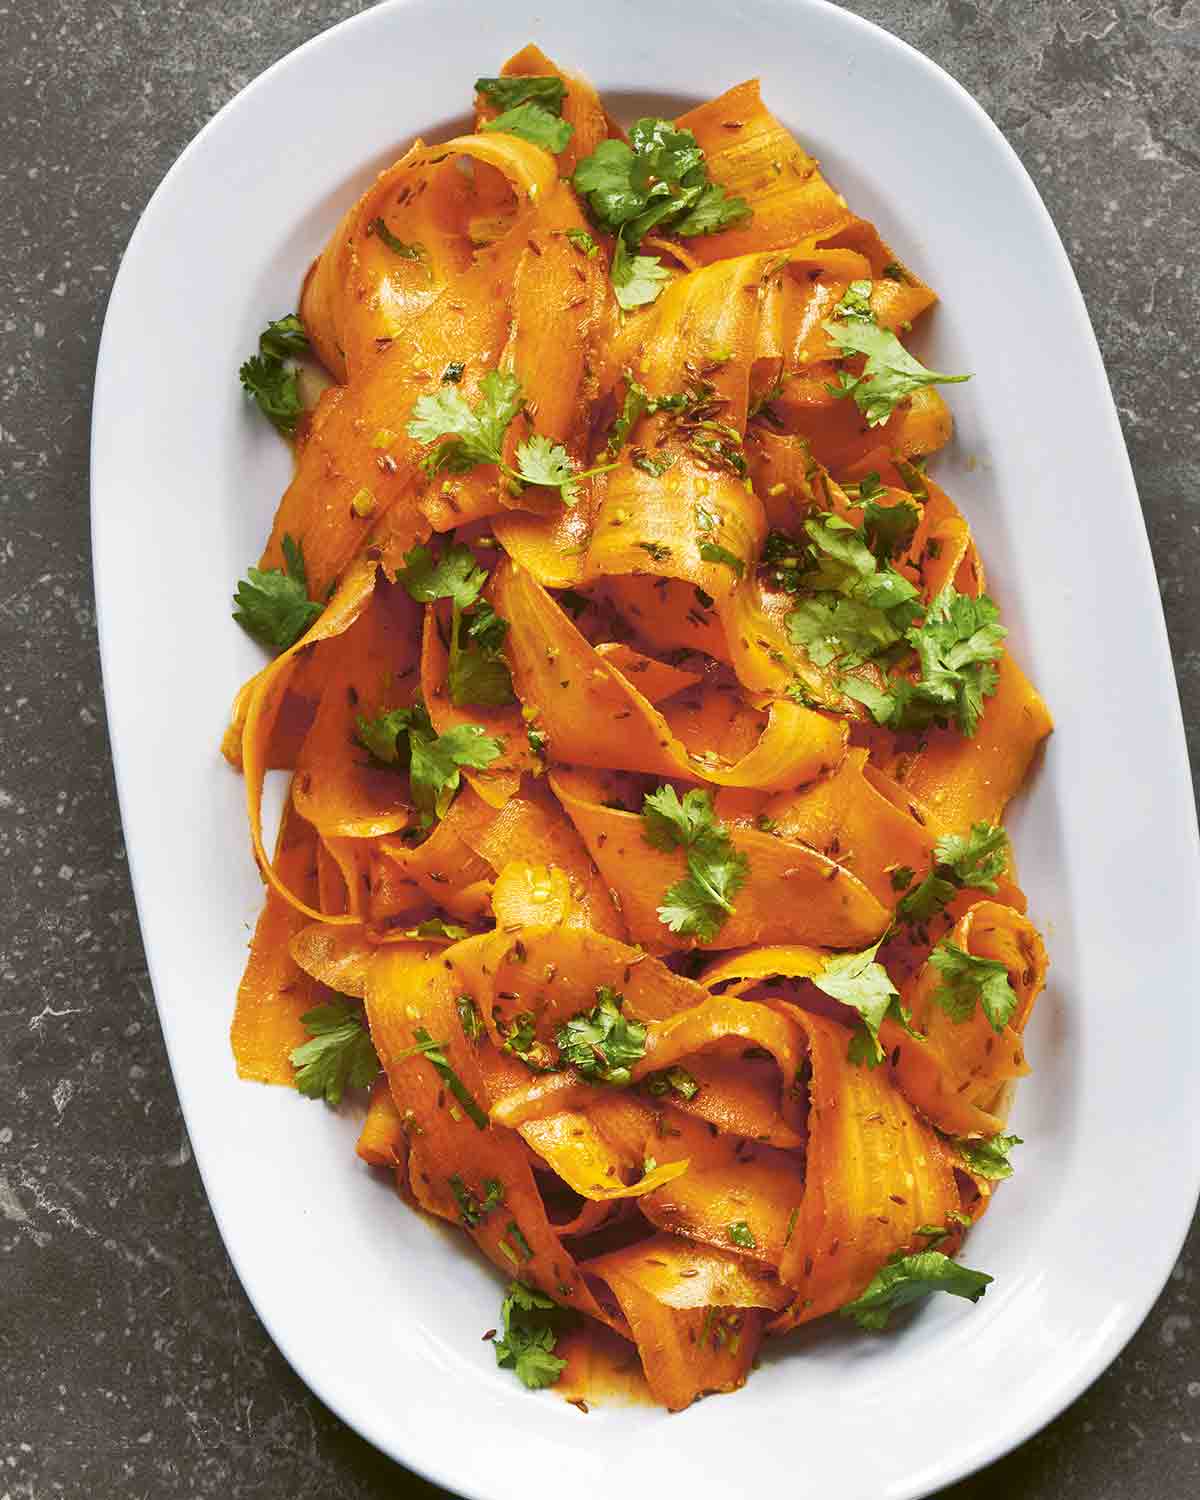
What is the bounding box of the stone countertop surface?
[1,1,1197,1495]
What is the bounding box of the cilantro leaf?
[572,121,748,246]
[239,315,310,435]
[357,701,503,823]
[492,1282,569,1391]
[258,314,310,359]
[862,498,920,561]
[834,279,875,323]
[928,941,1018,1033]
[407,369,523,475]
[954,1132,1022,1181]
[572,119,748,313]
[395,542,514,708]
[895,870,959,926]
[823,314,970,427]
[610,234,672,311]
[450,602,515,707]
[782,510,921,677]
[475,75,567,112]
[853,588,1007,739]
[642,786,748,943]
[406,372,606,501]
[409,719,505,821]
[814,942,919,1067]
[787,594,907,670]
[239,352,303,436]
[482,102,573,154]
[395,540,487,608]
[727,1220,756,1249]
[515,433,581,497]
[555,987,647,1086]
[356,705,415,766]
[290,1000,380,1105]
[934,822,1009,894]
[840,1251,993,1331]
[232,532,322,652]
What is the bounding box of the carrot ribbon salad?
[225,48,1051,1412]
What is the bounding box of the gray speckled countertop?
[2,1,1197,1495]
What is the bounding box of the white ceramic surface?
[90,2,1200,1496]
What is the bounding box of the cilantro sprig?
[555,987,647,1086]
[356,699,503,825]
[239,314,309,436]
[476,75,573,154]
[641,786,748,943]
[492,1282,571,1390]
[783,511,923,694]
[896,822,1010,928]
[233,533,322,653]
[289,999,380,1105]
[406,369,613,504]
[572,119,750,311]
[812,941,923,1068]
[928,941,1019,1033]
[840,1250,993,1331]
[822,279,970,427]
[395,540,515,707]
[783,511,1007,734]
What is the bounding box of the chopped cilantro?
[366,218,425,259]
[501,1012,558,1073]
[555,988,647,1085]
[727,1220,756,1249]
[456,994,486,1042]
[644,1065,699,1101]
[449,1174,505,1227]
[409,1026,489,1128]
[564,227,598,257]
[954,1132,1022,1180]
[698,541,746,579]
